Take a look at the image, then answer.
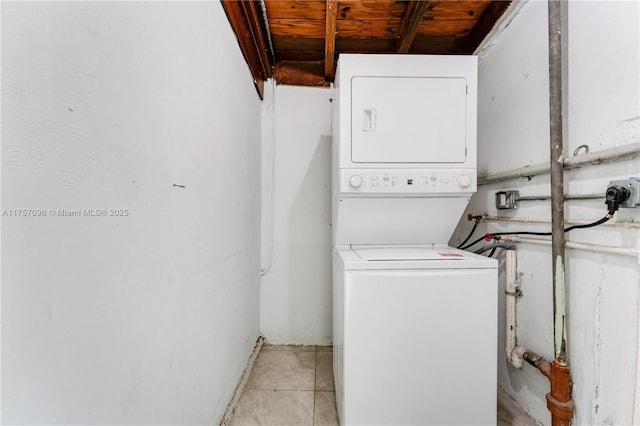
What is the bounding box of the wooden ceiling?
[222,1,511,96]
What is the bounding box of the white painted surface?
[350,77,468,164]
[1,2,262,424]
[333,246,497,425]
[333,54,478,170]
[450,1,640,424]
[259,86,333,345]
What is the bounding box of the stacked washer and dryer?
[331,54,498,425]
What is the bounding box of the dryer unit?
[331,54,479,246]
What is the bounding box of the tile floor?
[229,345,537,426]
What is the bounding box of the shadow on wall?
[288,135,333,344]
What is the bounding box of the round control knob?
[349,174,363,188]
[457,175,472,188]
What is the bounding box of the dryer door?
[351,76,468,164]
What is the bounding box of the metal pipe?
[548,2,573,423]
[548,0,566,359]
[502,236,640,259]
[522,349,552,379]
[481,215,640,229]
[478,142,640,185]
[516,193,601,201]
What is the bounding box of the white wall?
[260,85,333,345]
[1,2,262,424]
[450,1,640,424]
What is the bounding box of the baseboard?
[219,335,265,426]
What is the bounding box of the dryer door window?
[351,76,467,164]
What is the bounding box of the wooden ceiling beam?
[396,1,430,53]
[459,1,511,54]
[221,0,274,98]
[324,0,338,81]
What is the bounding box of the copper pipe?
[522,350,574,426]
[546,358,575,426]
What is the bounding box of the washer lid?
[352,245,470,261]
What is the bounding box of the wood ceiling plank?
[276,49,325,62]
[271,36,325,52]
[337,20,399,38]
[410,35,466,53]
[416,18,476,37]
[337,0,405,20]
[269,19,326,37]
[396,1,430,52]
[426,1,491,12]
[264,1,326,20]
[460,1,511,53]
[325,0,338,80]
[336,37,396,53]
[422,1,491,20]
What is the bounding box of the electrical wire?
[456,219,479,249]
[461,210,615,251]
[474,243,515,255]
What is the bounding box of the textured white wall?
[1,2,262,424]
[260,85,333,345]
[450,1,640,424]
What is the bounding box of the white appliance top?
[337,245,497,270]
[353,245,469,261]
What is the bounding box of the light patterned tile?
[246,349,316,391]
[314,391,339,426]
[497,388,538,426]
[230,390,314,426]
[315,351,334,391]
[262,344,316,352]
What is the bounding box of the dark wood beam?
[396,1,430,53]
[324,0,338,81]
[459,1,512,54]
[221,0,274,98]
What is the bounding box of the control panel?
[339,168,476,196]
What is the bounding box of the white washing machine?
[331,55,498,425]
[333,245,497,425]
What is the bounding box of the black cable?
[488,247,497,258]
[456,220,479,249]
[460,235,489,251]
[461,210,615,251]
[563,213,613,232]
[474,243,516,255]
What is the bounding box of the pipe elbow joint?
[510,346,528,369]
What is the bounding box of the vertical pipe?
[548,2,575,424]
[548,0,567,363]
[505,249,518,365]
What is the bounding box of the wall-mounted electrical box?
[495,190,520,209]
[608,178,640,208]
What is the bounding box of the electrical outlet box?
[495,190,520,209]
[609,178,640,208]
